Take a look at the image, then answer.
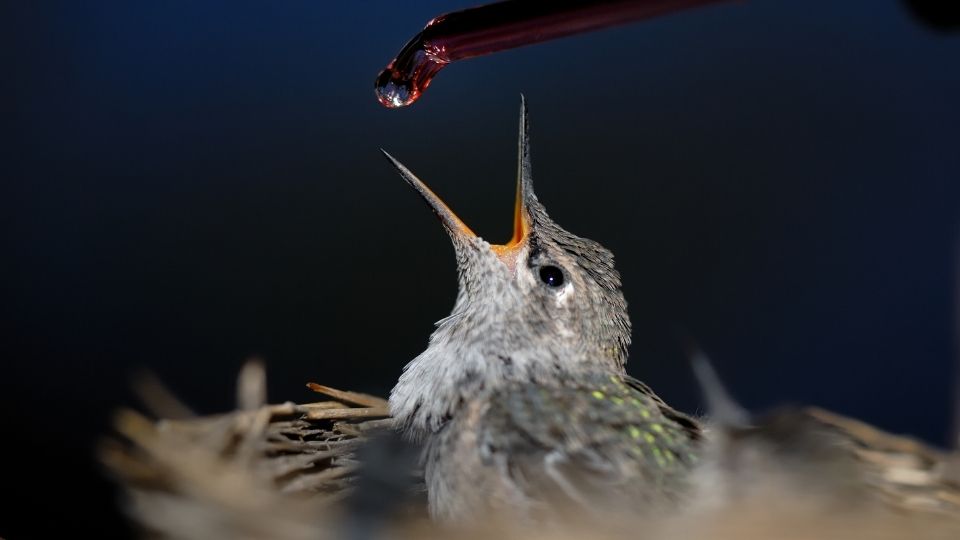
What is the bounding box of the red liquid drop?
[375,0,733,108]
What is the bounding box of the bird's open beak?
[382,97,536,269]
[382,149,533,268]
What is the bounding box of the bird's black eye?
[539,265,565,288]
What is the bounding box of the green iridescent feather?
[479,371,702,512]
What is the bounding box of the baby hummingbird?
[384,98,701,523]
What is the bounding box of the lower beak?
[381,149,477,241]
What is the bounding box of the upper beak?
[382,96,537,267]
[491,94,535,264]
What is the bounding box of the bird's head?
[386,98,630,436]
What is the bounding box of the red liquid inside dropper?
[375,0,732,108]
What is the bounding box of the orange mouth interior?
[490,181,530,265]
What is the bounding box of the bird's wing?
[479,372,702,513]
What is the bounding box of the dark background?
[2,1,959,537]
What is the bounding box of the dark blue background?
[2,1,959,537]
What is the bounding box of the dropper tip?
[375,69,418,108]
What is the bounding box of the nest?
[101,361,960,540]
[100,361,399,540]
